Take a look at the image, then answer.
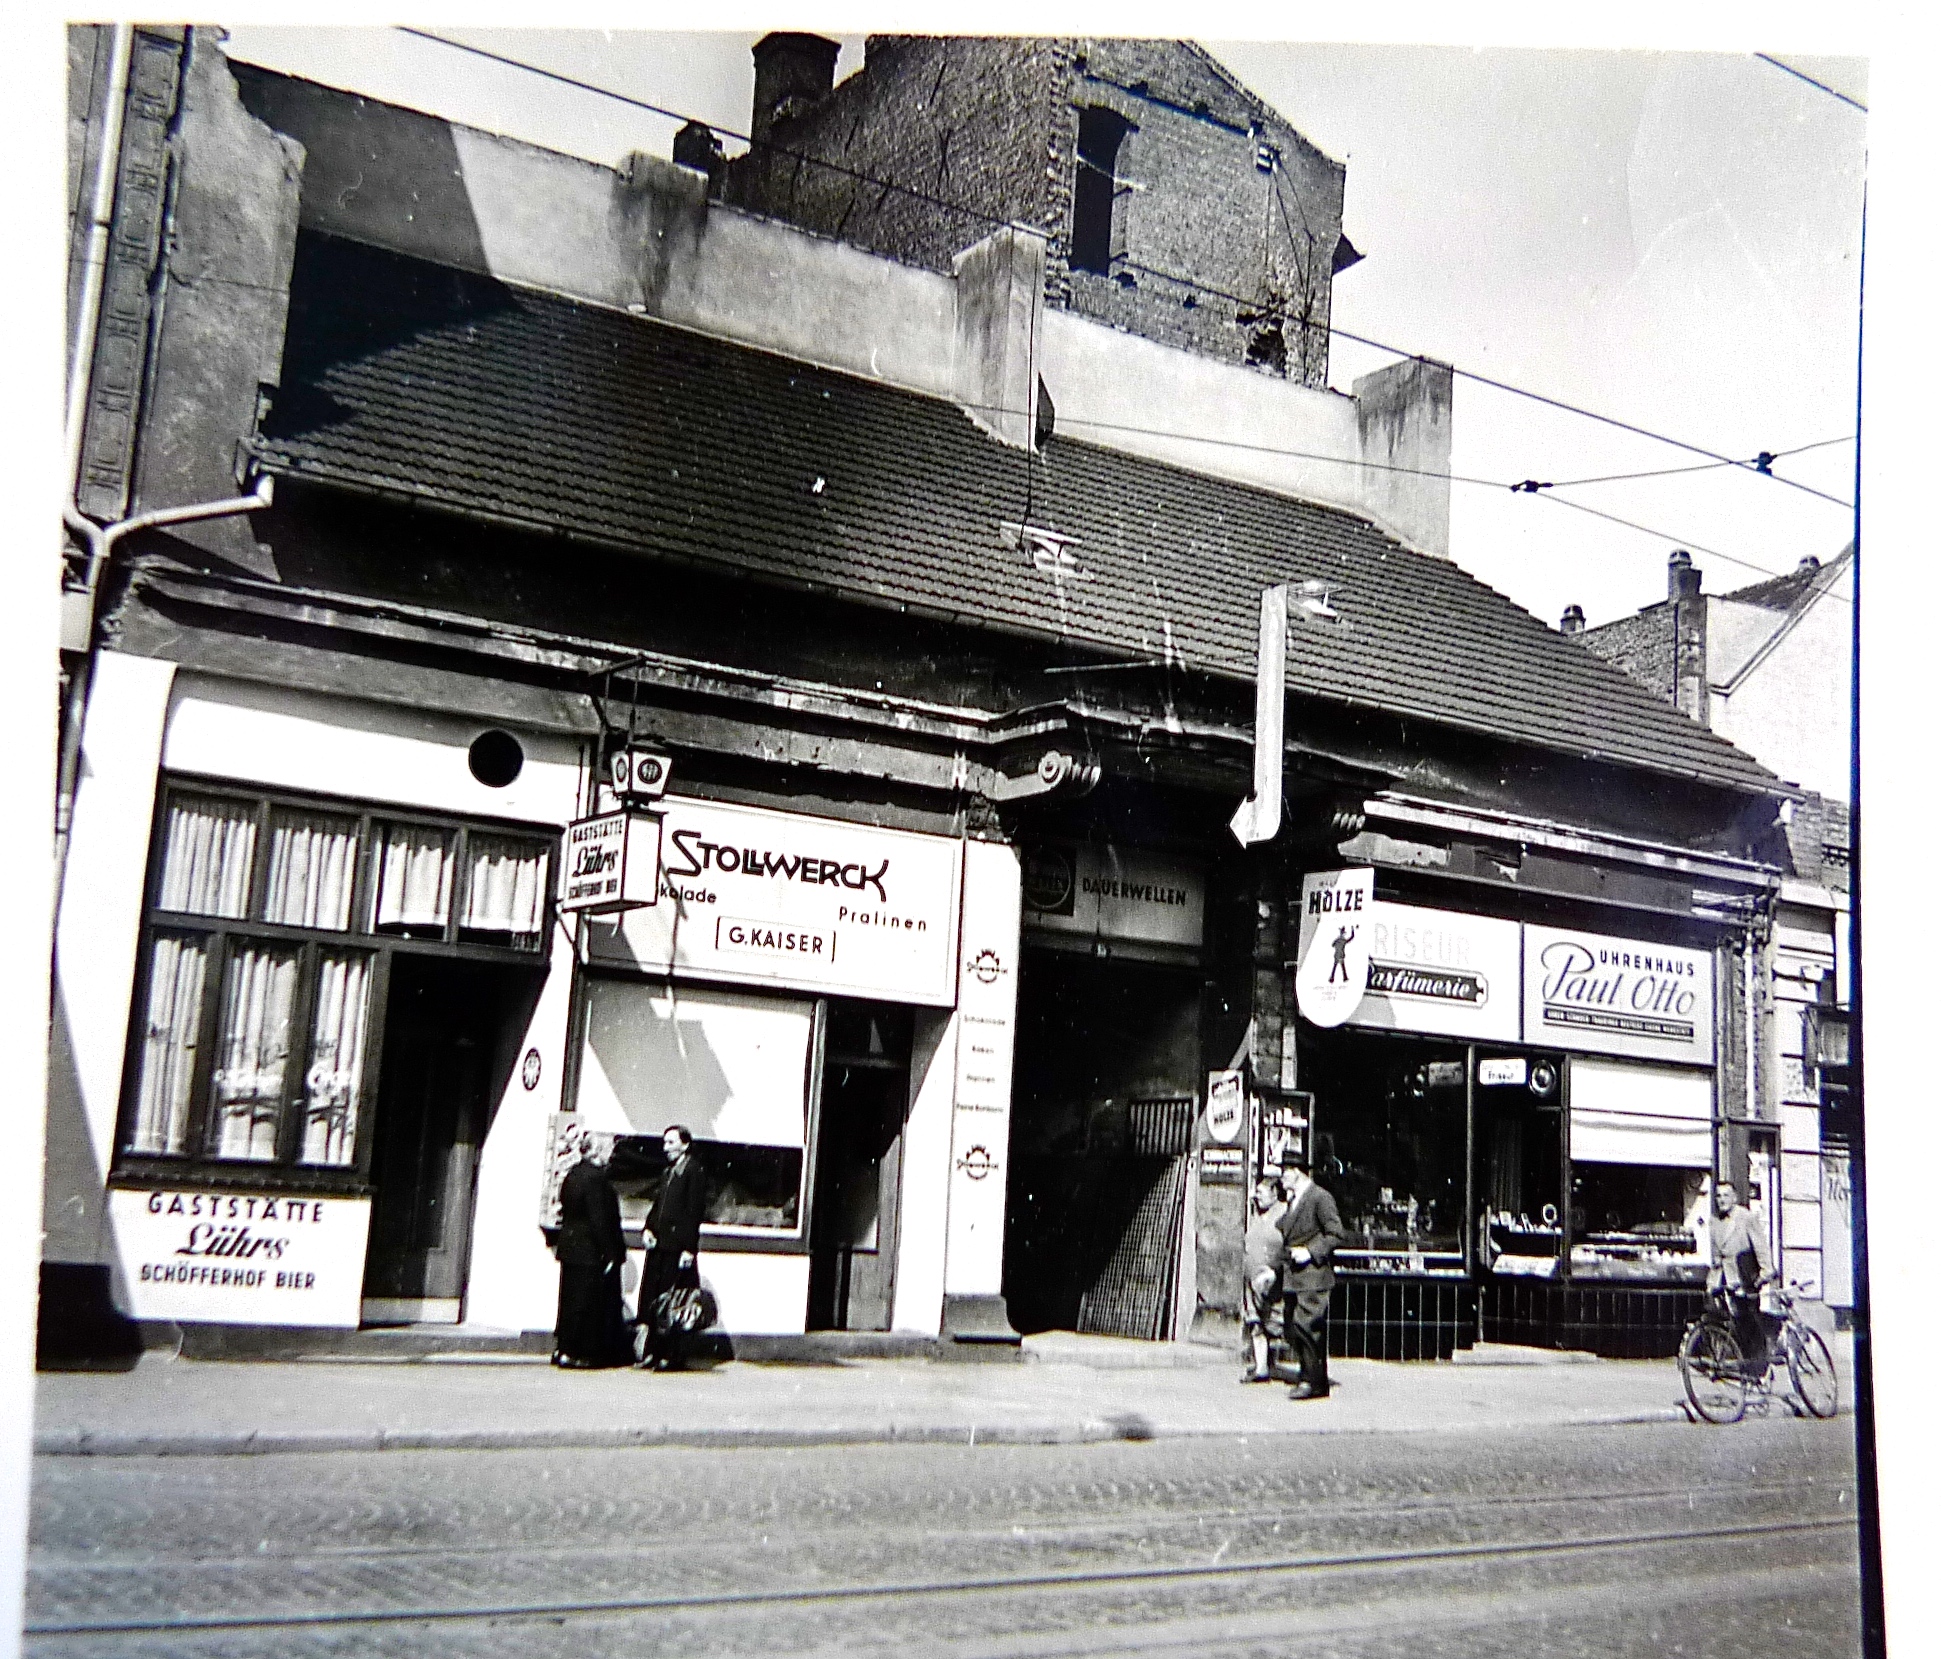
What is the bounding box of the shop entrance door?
[807,1001,913,1331]
[362,957,523,1323]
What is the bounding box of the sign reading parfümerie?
[1523,925,1714,1064]
[108,1187,371,1327]
[590,796,963,1005]
[1303,899,1522,1042]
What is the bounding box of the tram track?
[27,1512,1851,1639]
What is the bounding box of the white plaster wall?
[690,1252,810,1336]
[1708,570,1854,802]
[892,1007,957,1335]
[163,674,586,825]
[46,652,177,1263]
[460,916,579,1333]
[1038,308,1365,516]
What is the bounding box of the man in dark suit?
[1275,1158,1348,1399]
[550,1128,627,1368]
[637,1124,707,1370]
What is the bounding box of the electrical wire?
[1754,53,1868,113]
[1532,435,1853,490]
[394,25,1856,514]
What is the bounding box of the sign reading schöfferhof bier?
[108,1188,372,1326]
[589,796,963,1005]
[1522,925,1714,1064]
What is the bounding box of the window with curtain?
[156,795,258,918]
[371,823,454,933]
[120,782,556,1186]
[461,832,548,947]
[263,808,359,930]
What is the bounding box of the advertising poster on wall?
[589,796,963,1005]
[1523,925,1715,1064]
[1293,869,1375,1026]
[1020,842,1205,948]
[109,1187,372,1327]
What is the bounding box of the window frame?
[113,776,558,1196]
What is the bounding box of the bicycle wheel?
[1788,1325,1839,1419]
[1680,1320,1748,1424]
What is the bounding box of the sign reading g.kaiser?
[590,796,963,1004]
[1294,869,1375,1028]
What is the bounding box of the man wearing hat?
[1275,1158,1347,1399]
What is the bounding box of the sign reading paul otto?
[108,1187,372,1327]
[1522,924,1714,1064]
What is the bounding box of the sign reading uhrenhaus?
[1522,924,1714,1064]
[1020,842,1204,949]
[589,796,963,1005]
[108,1187,371,1326]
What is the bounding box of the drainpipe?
[54,481,277,897]
[65,24,134,491]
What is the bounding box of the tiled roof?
[253,233,1780,795]
[1721,545,1855,612]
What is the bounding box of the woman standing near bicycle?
[1710,1179,1776,1372]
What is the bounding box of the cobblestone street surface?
[27,1343,1861,1657]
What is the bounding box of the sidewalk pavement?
[33,1329,1856,1457]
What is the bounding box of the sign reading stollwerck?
[1294,869,1375,1027]
[1523,924,1714,1064]
[590,796,963,1005]
[108,1188,371,1327]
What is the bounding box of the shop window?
[1304,1028,1470,1276]
[1565,1058,1710,1282]
[577,979,814,1237]
[118,781,555,1187]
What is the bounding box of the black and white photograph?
[5,8,1927,1657]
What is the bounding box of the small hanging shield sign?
[1295,868,1374,1028]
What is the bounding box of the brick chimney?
[1560,604,1585,636]
[1668,549,1702,602]
[751,33,840,149]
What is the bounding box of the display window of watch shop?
[115,781,556,1189]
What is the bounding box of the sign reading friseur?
[1296,892,1521,1041]
[1523,924,1714,1064]
[588,796,964,1005]
[108,1187,371,1326]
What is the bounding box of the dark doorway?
[807,1000,913,1332]
[1003,949,1202,1336]
[361,956,532,1320]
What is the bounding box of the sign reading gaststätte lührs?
[560,810,661,914]
[107,1187,371,1327]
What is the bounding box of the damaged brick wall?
[721,36,1347,388]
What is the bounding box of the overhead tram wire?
[1754,53,1868,113]
[390,28,1851,594]
[396,25,1856,516]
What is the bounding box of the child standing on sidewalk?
[1241,1173,1287,1383]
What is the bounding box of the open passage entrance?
[1004,949,1200,1338]
[361,956,535,1323]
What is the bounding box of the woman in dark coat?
[637,1125,707,1370]
[550,1128,628,1368]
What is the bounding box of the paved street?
[27,1413,1857,1658]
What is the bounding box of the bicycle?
[1678,1282,1839,1424]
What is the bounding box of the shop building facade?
[49,32,1803,1363]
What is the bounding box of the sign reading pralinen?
[1522,925,1714,1064]
[589,796,963,1005]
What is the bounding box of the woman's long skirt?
[555,1262,627,1366]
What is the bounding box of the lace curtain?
[208,944,300,1162]
[157,797,257,918]
[127,936,209,1156]
[300,952,370,1167]
[263,809,358,930]
[372,824,454,931]
[462,833,547,946]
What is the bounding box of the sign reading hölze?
[1522,925,1714,1063]
[589,796,963,1004]
[108,1187,372,1326]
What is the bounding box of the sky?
[219,25,1866,633]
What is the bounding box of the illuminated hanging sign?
[560,811,662,914]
